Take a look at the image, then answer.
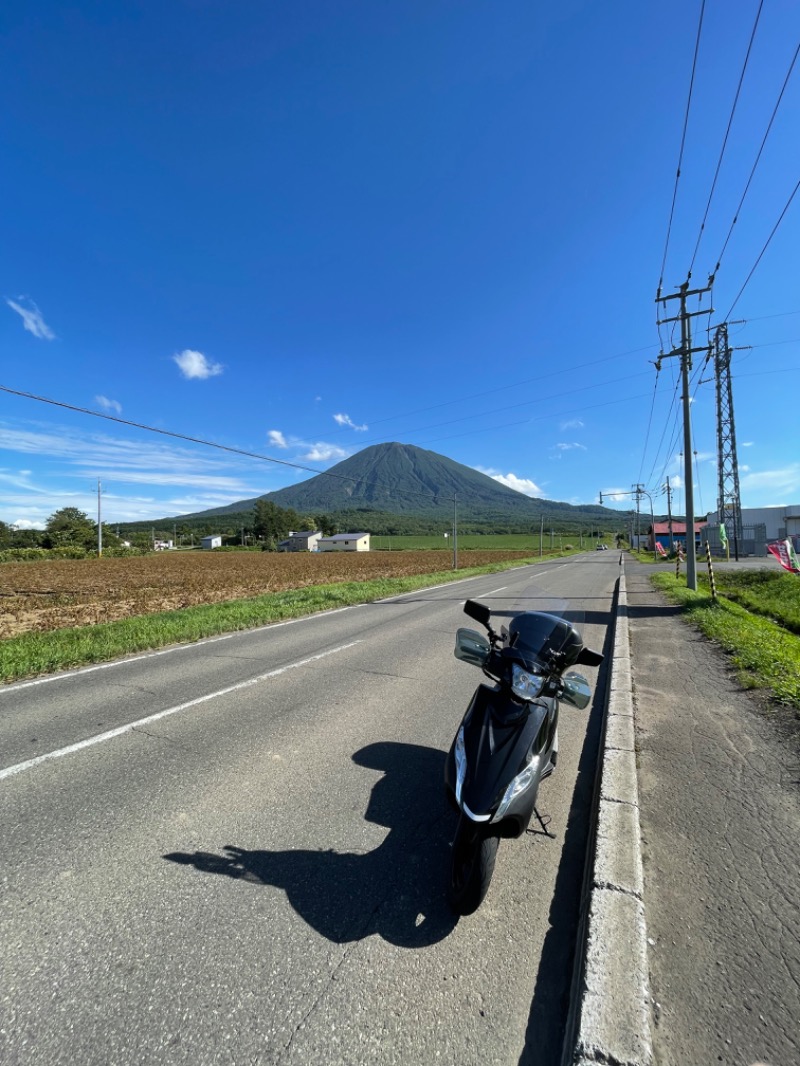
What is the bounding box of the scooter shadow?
[164,742,459,948]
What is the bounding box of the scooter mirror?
[561,671,592,709]
[454,627,491,667]
[463,599,491,629]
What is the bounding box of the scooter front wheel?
[447,814,499,916]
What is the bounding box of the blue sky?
[2,0,799,529]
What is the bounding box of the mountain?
[176,442,619,529]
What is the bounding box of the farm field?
[370,533,591,551]
[0,549,537,638]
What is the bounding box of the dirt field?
[0,550,532,638]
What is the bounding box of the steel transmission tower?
[713,323,742,558]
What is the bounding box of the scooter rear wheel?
[447,814,499,915]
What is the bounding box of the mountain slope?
[184,442,615,526]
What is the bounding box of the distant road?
[0,554,618,1066]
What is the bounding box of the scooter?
[444,598,603,915]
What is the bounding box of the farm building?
[317,532,370,552]
[201,535,222,550]
[277,531,323,552]
[706,505,800,550]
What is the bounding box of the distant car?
[595,543,606,551]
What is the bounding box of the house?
[201,535,222,550]
[280,530,323,552]
[647,521,707,553]
[317,532,370,552]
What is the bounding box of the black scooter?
[444,598,603,915]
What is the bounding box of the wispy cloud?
[96,395,122,415]
[299,443,350,463]
[600,487,632,505]
[476,466,543,498]
[560,419,584,430]
[333,413,368,431]
[554,442,587,452]
[6,297,56,340]
[173,349,224,380]
[265,430,350,464]
[739,464,800,498]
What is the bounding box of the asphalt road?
[0,555,618,1066]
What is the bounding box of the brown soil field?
[0,550,532,638]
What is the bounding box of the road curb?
[562,565,654,1066]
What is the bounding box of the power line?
[711,40,800,281]
[688,0,764,279]
[293,341,659,449]
[637,365,663,487]
[657,0,707,296]
[0,383,456,507]
[725,175,800,317]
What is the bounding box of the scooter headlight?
[494,759,539,821]
[511,662,545,702]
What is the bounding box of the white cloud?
[600,487,632,506]
[269,430,288,449]
[299,443,350,463]
[476,466,543,498]
[560,419,584,430]
[739,465,800,498]
[554,442,587,452]
[6,297,56,340]
[96,395,122,415]
[333,413,368,431]
[173,349,224,380]
[742,441,754,447]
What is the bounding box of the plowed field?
[0,550,532,638]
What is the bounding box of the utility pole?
[97,479,102,557]
[665,476,674,553]
[539,514,544,557]
[656,280,713,590]
[452,493,458,570]
[714,322,743,561]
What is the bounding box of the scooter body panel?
[445,683,558,838]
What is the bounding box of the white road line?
[1,564,540,695]
[486,587,507,595]
[0,640,362,783]
[0,605,362,695]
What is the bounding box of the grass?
[0,555,543,683]
[651,572,800,709]
[370,534,599,551]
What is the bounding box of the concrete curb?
[564,565,654,1066]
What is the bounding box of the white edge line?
[0,640,362,783]
[0,605,362,694]
[1,562,545,695]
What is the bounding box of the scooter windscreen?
[491,590,591,671]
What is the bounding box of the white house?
[280,530,323,552]
[317,532,370,552]
[201,535,222,550]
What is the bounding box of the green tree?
[44,507,97,549]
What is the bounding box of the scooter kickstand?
[528,806,555,839]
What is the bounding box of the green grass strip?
[651,573,800,709]
[1,557,547,683]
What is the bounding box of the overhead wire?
[0,384,457,507]
[657,0,707,298]
[725,175,800,318]
[687,0,764,280]
[711,41,800,281]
